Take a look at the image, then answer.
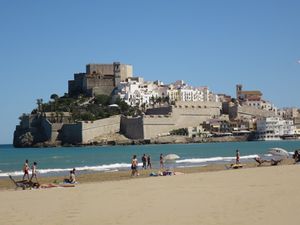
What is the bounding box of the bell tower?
[236,84,242,99]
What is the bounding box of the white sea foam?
[176,154,260,164]
[0,163,131,177]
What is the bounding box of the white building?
[116,78,219,107]
[256,117,295,140]
[244,100,277,114]
[177,86,219,102]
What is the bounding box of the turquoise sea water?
[0,141,300,177]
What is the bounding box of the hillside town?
[14,62,300,147]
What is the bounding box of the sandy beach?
[0,163,299,225]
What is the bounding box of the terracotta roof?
[240,91,262,95]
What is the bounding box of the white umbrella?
[267,148,289,158]
[164,154,180,162]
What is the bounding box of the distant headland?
[13,62,300,147]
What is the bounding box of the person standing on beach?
[236,149,240,164]
[147,155,152,169]
[30,162,38,183]
[22,159,30,181]
[142,154,147,169]
[160,153,164,169]
[131,155,139,176]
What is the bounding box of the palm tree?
[36,99,43,112]
[50,94,59,111]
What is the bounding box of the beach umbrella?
[267,148,289,158]
[164,154,180,162]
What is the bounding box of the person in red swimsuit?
[236,149,240,164]
[22,159,30,181]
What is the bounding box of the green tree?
[94,95,111,106]
[50,94,59,111]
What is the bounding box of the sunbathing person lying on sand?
[254,157,282,166]
[225,163,244,169]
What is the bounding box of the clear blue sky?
[1,0,300,144]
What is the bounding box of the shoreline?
[0,158,295,190]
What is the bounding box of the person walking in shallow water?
[131,155,139,177]
[142,154,147,169]
[236,149,240,164]
[160,153,164,169]
[22,159,30,181]
[30,162,38,183]
[147,154,152,169]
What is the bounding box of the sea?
[1,140,300,178]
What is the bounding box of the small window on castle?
[179,105,182,108]
[192,106,195,108]
[198,106,201,108]
[185,105,188,108]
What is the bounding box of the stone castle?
[68,62,133,96]
[14,62,298,147]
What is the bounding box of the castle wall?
[41,119,52,141]
[86,64,114,75]
[121,102,222,140]
[143,115,175,139]
[120,116,144,139]
[172,101,221,128]
[119,64,133,81]
[68,73,85,95]
[145,106,172,115]
[229,105,276,119]
[61,123,83,144]
[81,116,121,143]
[84,75,115,96]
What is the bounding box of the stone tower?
[236,84,242,99]
[113,62,121,87]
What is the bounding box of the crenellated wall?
[121,102,222,139]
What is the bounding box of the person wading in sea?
[236,149,240,164]
[131,155,139,177]
[22,159,30,181]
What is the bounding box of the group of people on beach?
[22,159,76,185]
[22,159,38,182]
[131,153,165,177]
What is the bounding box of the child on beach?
[131,155,139,176]
[236,149,240,164]
[30,162,38,183]
[22,159,30,181]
